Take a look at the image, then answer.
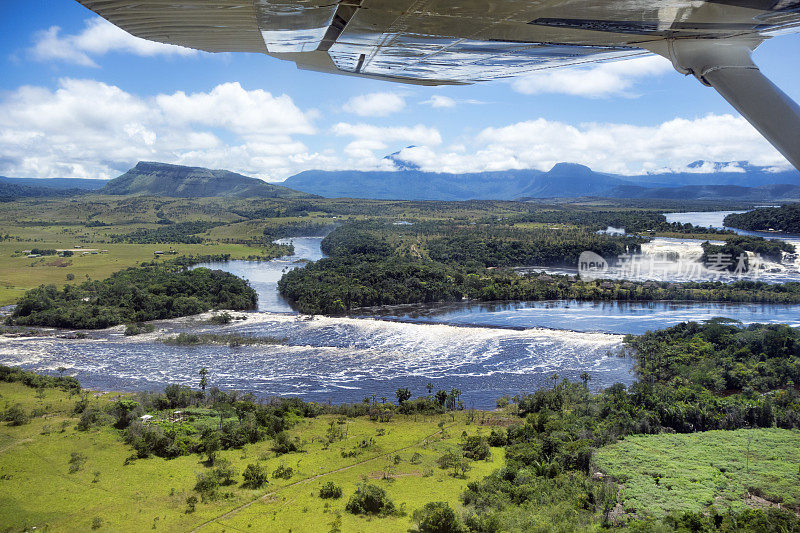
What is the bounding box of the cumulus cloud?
[331,123,443,167]
[389,115,787,175]
[0,79,321,180]
[342,92,406,117]
[0,78,787,181]
[155,83,315,136]
[423,95,457,108]
[28,18,196,67]
[512,55,673,98]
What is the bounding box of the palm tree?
[580,372,591,389]
[199,367,209,391]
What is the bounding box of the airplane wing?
[76,0,800,168]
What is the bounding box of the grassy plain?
[0,382,505,532]
[595,429,800,517]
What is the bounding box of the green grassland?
[0,382,504,532]
[595,429,800,517]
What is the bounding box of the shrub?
[272,464,293,479]
[437,449,472,478]
[68,452,86,473]
[412,502,467,533]
[242,463,269,489]
[345,483,397,516]
[461,436,491,461]
[76,408,102,431]
[319,481,343,499]
[3,404,29,426]
[194,472,220,501]
[124,323,155,336]
[185,495,198,513]
[208,312,233,325]
[487,429,507,447]
[212,459,237,486]
[272,431,299,454]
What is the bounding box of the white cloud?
[389,115,788,175]
[0,79,321,180]
[423,95,457,108]
[156,83,315,136]
[29,18,196,67]
[0,78,788,182]
[512,55,673,98]
[331,123,442,168]
[332,123,441,145]
[342,92,406,117]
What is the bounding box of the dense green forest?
[461,320,800,529]
[9,266,257,328]
[279,223,800,314]
[724,204,800,233]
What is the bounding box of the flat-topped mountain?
[102,162,313,198]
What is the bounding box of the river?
[1,215,798,409]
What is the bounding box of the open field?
[0,381,505,532]
[595,429,800,517]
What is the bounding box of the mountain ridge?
[102,161,313,199]
[282,162,800,201]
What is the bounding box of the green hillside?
[102,161,313,199]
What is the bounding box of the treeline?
[110,221,223,244]
[459,321,800,530]
[496,209,732,235]
[724,204,800,233]
[0,365,81,393]
[279,224,800,314]
[9,266,257,329]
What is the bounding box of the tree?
[436,449,471,478]
[396,388,412,405]
[319,481,343,499]
[580,372,591,389]
[199,367,209,392]
[201,429,221,464]
[435,390,448,406]
[426,383,434,394]
[412,502,467,533]
[242,463,268,489]
[345,482,397,515]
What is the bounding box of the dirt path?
[189,424,451,532]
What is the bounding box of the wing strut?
[645,39,800,170]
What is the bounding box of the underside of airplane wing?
[76,0,800,168]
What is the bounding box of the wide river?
[1,213,798,408]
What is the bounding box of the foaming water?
[0,312,628,409]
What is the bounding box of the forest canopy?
[723,204,800,233]
[9,266,257,329]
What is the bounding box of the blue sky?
[1,0,799,181]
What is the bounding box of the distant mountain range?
[0,176,108,190]
[3,159,800,202]
[282,161,800,201]
[101,162,313,199]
